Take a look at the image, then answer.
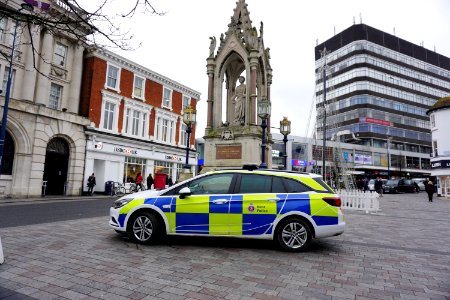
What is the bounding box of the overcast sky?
[98,0,450,138]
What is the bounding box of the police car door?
[229,174,284,236]
[174,173,234,235]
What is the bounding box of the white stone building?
[427,96,450,198]
[0,0,90,197]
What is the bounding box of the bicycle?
[112,182,141,196]
[112,182,125,196]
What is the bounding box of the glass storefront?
[124,156,146,183]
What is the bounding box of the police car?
[109,167,345,252]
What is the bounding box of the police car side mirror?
[179,187,192,199]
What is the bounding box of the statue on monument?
[209,36,216,58]
[232,76,246,124]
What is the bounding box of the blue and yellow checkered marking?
[118,191,339,233]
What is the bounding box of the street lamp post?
[182,105,196,170]
[0,3,34,171]
[387,136,392,179]
[280,116,291,170]
[257,98,271,169]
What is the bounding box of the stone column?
[34,30,53,106]
[206,58,215,128]
[22,25,41,102]
[249,50,259,125]
[67,44,84,113]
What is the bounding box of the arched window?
[1,131,15,175]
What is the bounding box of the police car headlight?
[113,197,133,209]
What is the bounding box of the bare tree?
[0,0,164,49]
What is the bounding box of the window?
[188,174,233,195]
[182,95,190,110]
[239,174,272,193]
[180,124,188,146]
[100,91,121,132]
[103,102,115,130]
[162,87,172,108]
[1,66,15,97]
[133,75,145,99]
[433,140,438,157]
[53,43,68,67]
[430,114,435,128]
[123,104,149,138]
[283,178,310,193]
[154,108,177,144]
[106,64,120,90]
[49,83,63,109]
[0,18,6,43]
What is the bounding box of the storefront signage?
[292,159,307,167]
[355,153,372,165]
[165,155,183,161]
[359,117,393,127]
[431,160,450,169]
[114,147,137,155]
[216,145,242,159]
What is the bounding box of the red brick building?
[80,49,200,192]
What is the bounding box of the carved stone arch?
[214,48,250,127]
[6,116,33,154]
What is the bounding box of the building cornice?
[86,49,201,100]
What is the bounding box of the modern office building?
[80,49,200,194]
[314,24,450,177]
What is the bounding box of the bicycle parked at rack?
[112,182,145,196]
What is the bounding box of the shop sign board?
[431,160,450,169]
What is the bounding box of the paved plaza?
[0,192,449,300]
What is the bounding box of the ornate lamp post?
[182,105,196,170]
[257,98,271,169]
[280,117,291,170]
[0,3,34,172]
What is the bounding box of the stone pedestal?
[203,125,272,171]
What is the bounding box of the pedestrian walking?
[146,174,154,190]
[87,173,96,196]
[374,177,383,197]
[135,172,144,191]
[425,180,435,202]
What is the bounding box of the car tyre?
[275,218,312,252]
[128,212,161,245]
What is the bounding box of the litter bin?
[105,181,114,195]
[154,173,167,189]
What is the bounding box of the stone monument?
[203,0,273,171]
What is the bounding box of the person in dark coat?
[374,177,383,197]
[425,180,435,202]
[87,173,96,196]
[146,174,154,190]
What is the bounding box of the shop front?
[83,135,196,194]
[431,159,450,198]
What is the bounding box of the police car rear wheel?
[276,218,311,252]
[129,212,159,244]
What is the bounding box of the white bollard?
[0,236,4,264]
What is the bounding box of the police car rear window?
[313,178,334,193]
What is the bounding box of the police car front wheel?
[276,218,312,252]
[128,212,160,244]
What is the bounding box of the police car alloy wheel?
[276,218,311,252]
[129,212,160,244]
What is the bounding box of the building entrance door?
[43,138,69,195]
